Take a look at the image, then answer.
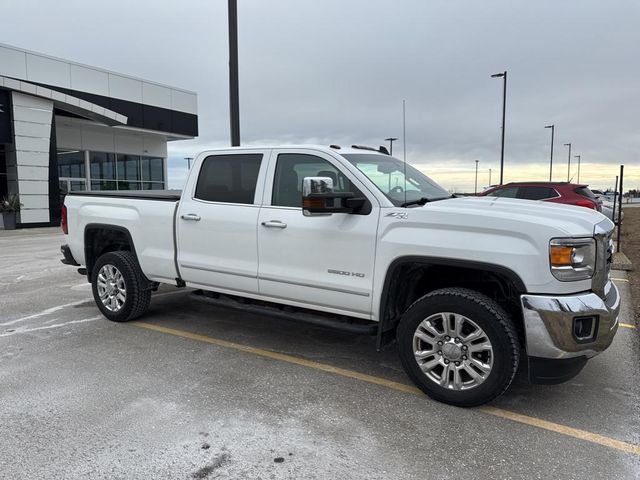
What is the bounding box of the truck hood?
[413,196,612,237]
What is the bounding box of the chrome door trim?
[259,275,370,297]
[180,263,258,279]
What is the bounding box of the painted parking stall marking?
[133,321,640,457]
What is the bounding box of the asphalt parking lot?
[1,228,639,479]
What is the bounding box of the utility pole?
[228,0,240,146]
[474,160,479,194]
[385,137,398,156]
[564,143,572,181]
[491,71,507,184]
[489,168,492,186]
[184,157,193,169]
[545,124,554,181]
[574,155,581,183]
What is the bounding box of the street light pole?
[545,124,554,181]
[184,157,193,169]
[385,137,398,156]
[564,143,572,181]
[475,160,479,194]
[491,71,507,184]
[228,0,240,146]
[574,155,581,183]
[489,168,492,186]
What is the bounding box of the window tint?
[90,152,116,180]
[58,150,85,178]
[487,187,519,198]
[195,154,263,204]
[272,153,357,208]
[519,186,558,200]
[575,187,596,199]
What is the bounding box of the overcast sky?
[3,0,639,191]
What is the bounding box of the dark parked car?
[482,182,602,211]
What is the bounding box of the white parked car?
[591,190,622,222]
[60,145,620,407]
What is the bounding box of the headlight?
[549,238,596,281]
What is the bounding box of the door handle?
[181,213,201,221]
[261,220,287,229]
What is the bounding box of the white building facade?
[0,43,198,226]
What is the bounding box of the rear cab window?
[194,154,263,204]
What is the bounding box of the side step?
[190,290,377,335]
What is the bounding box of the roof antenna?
[403,99,407,207]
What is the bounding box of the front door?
[177,151,268,295]
[257,150,379,318]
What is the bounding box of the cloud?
[4,0,638,191]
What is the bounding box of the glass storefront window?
[142,182,164,190]
[91,180,118,191]
[117,154,141,181]
[90,152,116,180]
[58,150,85,178]
[141,157,164,182]
[117,181,143,190]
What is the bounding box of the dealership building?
[0,43,198,227]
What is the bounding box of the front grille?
[592,219,614,297]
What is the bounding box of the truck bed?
[66,190,182,201]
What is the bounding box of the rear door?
[256,149,379,318]
[177,150,269,294]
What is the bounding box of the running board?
[190,290,377,335]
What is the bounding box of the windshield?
[342,153,450,206]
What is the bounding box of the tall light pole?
[491,70,507,184]
[574,155,581,183]
[489,168,492,186]
[564,143,572,181]
[385,137,398,156]
[545,124,554,181]
[184,157,193,169]
[228,0,240,146]
[474,160,479,194]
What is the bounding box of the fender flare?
[84,223,148,286]
[376,256,527,349]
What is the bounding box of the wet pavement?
[1,228,639,479]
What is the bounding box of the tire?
[397,287,519,407]
[91,250,151,322]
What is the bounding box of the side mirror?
[302,177,365,216]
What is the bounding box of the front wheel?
[91,251,151,322]
[397,288,519,407]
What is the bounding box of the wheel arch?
[84,223,145,284]
[376,256,527,350]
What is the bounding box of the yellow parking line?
[611,277,629,282]
[620,323,636,329]
[133,321,640,457]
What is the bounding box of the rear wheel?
[91,251,151,322]
[397,288,519,407]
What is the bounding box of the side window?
[487,187,519,198]
[194,154,263,204]
[520,186,557,200]
[272,153,359,208]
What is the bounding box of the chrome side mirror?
[302,177,335,217]
[302,177,364,216]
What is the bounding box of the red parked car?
[481,182,602,211]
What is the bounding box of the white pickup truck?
[61,145,620,406]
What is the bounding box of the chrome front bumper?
[520,280,620,359]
